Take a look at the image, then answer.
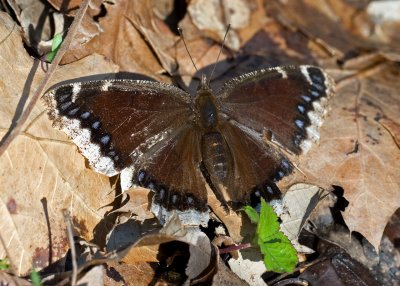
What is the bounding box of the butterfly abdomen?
[201,132,234,201]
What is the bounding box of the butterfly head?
[197,74,212,95]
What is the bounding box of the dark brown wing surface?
[44,79,209,214]
[217,66,334,155]
[43,79,191,176]
[218,119,293,204]
[135,125,207,211]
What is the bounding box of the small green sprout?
[243,198,298,273]
[46,33,63,62]
[0,258,10,270]
[30,268,42,286]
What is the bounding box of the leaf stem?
[218,242,252,254]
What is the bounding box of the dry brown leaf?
[0,12,119,275]
[117,233,175,264]
[60,0,168,83]
[47,0,81,12]
[118,228,217,284]
[380,118,400,148]
[121,243,160,264]
[0,271,31,286]
[187,0,251,51]
[6,0,55,53]
[77,264,104,286]
[105,218,160,255]
[104,260,155,286]
[47,0,102,15]
[264,0,400,60]
[236,0,270,43]
[124,0,178,74]
[111,187,154,223]
[66,4,103,53]
[213,259,248,285]
[5,0,103,56]
[285,63,400,250]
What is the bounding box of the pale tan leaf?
[281,184,324,253]
[187,0,251,51]
[0,271,31,286]
[289,63,400,250]
[0,12,119,275]
[77,265,104,286]
[112,187,154,223]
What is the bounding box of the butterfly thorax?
[195,74,219,131]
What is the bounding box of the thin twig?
[63,210,78,286]
[0,0,91,157]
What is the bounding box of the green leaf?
[30,268,42,286]
[257,199,298,273]
[46,51,56,62]
[51,33,63,52]
[46,33,63,62]
[0,258,9,270]
[243,205,259,223]
[257,199,280,241]
[259,232,298,273]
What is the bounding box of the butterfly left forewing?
[217,66,334,155]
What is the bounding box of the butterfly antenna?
[209,24,231,84]
[178,27,198,72]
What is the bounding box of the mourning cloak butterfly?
[43,65,334,225]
